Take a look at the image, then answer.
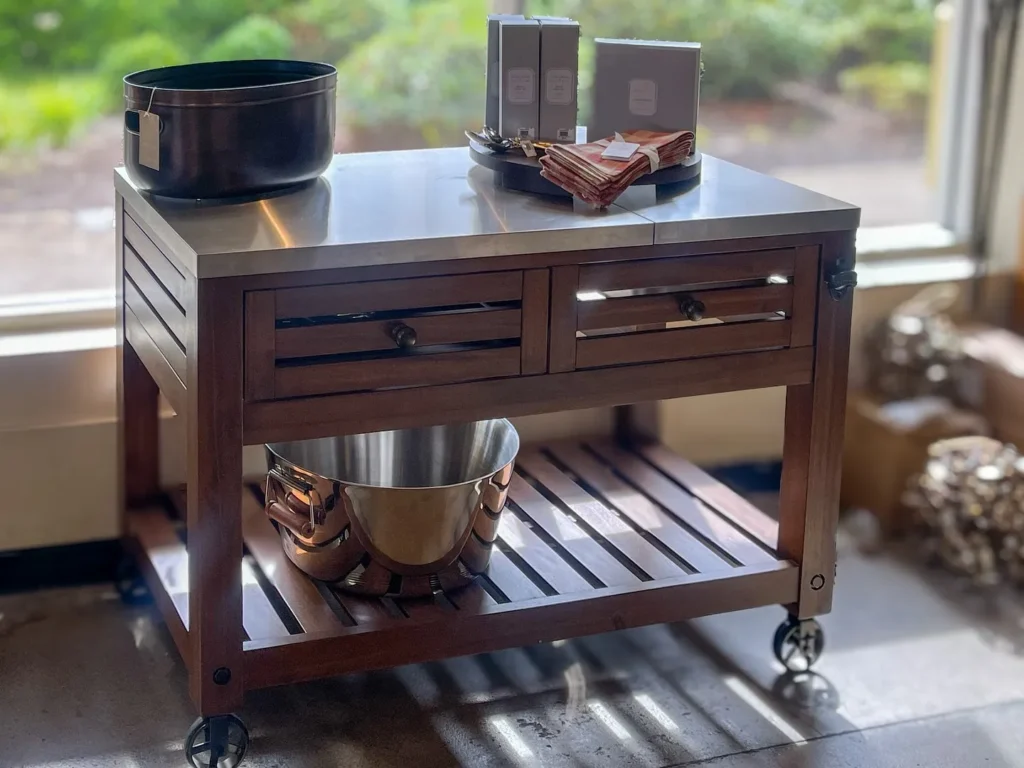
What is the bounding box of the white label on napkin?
[139,111,160,170]
[602,140,639,161]
[546,69,574,105]
[507,68,536,105]
[629,79,658,116]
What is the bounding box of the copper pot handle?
[266,500,316,538]
[265,467,323,538]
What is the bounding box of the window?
[0,0,976,318]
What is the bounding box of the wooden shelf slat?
[449,583,499,612]
[635,442,779,551]
[127,507,190,659]
[484,548,547,602]
[516,452,687,580]
[544,442,733,574]
[166,490,291,642]
[508,474,639,588]
[587,440,776,567]
[332,592,401,627]
[240,489,345,635]
[497,511,593,595]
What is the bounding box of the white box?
[591,39,701,141]
[498,18,541,141]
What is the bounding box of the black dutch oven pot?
[123,59,336,199]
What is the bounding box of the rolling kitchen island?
[115,148,859,766]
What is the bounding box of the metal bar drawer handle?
[678,296,706,321]
[390,322,418,348]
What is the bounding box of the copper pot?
[264,420,519,597]
[123,59,336,199]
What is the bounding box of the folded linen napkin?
[539,129,694,208]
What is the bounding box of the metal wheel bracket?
[826,269,858,301]
[773,615,825,672]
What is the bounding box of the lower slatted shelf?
[126,438,798,691]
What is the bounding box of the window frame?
[0,0,983,334]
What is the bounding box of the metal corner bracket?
[826,269,858,300]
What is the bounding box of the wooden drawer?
[550,247,819,372]
[245,270,549,400]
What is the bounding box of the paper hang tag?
[601,133,639,161]
[139,111,160,171]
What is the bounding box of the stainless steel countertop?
[115,147,859,278]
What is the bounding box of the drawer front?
[552,247,819,372]
[246,270,549,400]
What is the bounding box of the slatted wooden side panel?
[121,208,190,406]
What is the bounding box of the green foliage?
[202,15,294,62]
[532,0,823,100]
[337,0,487,144]
[96,33,189,108]
[0,75,103,149]
[818,1,934,87]
[156,1,287,50]
[279,0,397,63]
[0,1,166,72]
[0,0,940,150]
[839,61,931,116]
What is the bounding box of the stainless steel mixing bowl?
[264,420,519,597]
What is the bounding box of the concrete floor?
[4,527,1024,768]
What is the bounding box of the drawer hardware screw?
[826,270,857,301]
[678,296,706,322]
[213,667,232,686]
[390,322,418,349]
[809,573,826,590]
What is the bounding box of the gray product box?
[590,39,701,142]
[499,18,541,141]
[535,17,580,143]
[485,13,523,130]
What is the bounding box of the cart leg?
[778,231,855,620]
[118,334,160,515]
[116,338,161,604]
[186,280,246,716]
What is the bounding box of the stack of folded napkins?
[539,129,694,208]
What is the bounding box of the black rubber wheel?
[114,556,151,606]
[772,616,824,672]
[184,714,249,768]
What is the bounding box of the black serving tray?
[469,139,702,198]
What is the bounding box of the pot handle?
[124,109,165,136]
[266,499,316,539]
[265,467,323,539]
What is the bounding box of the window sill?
[0,223,965,334]
[856,223,961,261]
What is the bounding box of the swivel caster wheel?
[772,616,824,672]
[114,556,151,606]
[184,714,249,768]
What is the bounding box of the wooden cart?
[115,150,859,766]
